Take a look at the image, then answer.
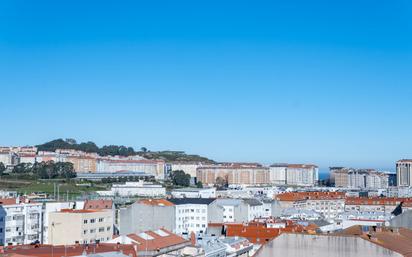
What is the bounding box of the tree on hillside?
[0,162,5,175]
[65,138,77,145]
[12,163,33,173]
[140,147,148,153]
[215,176,228,190]
[196,181,203,188]
[171,170,191,187]
[54,162,76,179]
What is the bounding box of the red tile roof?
[345,197,412,206]
[3,243,137,257]
[0,197,29,206]
[137,199,174,206]
[59,209,103,213]
[276,192,345,201]
[124,229,189,251]
[84,199,113,209]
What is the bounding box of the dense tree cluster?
[170,170,191,187]
[0,162,5,175]
[11,161,76,179]
[215,176,228,190]
[36,139,136,156]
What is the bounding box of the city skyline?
[1,1,411,170]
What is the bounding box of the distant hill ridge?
[36,138,216,163]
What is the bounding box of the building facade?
[397,160,412,187]
[168,198,216,235]
[119,199,175,235]
[0,198,43,246]
[48,209,114,245]
[196,164,270,185]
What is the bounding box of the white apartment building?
[171,187,216,198]
[269,164,287,185]
[0,198,43,245]
[397,159,412,187]
[168,198,215,234]
[0,152,18,167]
[367,171,389,189]
[293,198,345,220]
[96,181,166,197]
[286,164,319,186]
[48,209,114,245]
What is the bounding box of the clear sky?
[1,0,411,170]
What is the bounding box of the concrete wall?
[119,203,175,235]
[256,234,402,257]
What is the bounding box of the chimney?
[190,232,196,246]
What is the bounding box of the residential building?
[48,209,114,245]
[171,187,216,198]
[268,164,287,185]
[397,159,412,187]
[97,181,166,197]
[169,198,216,235]
[18,154,37,164]
[0,152,18,167]
[276,192,346,220]
[67,156,97,173]
[0,197,43,246]
[209,199,275,224]
[285,164,319,186]
[334,168,389,189]
[334,168,349,187]
[196,164,269,185]
[42,201,77,243]
[209,199,249,223]
[119,199,175,235]
[345,197,412,215]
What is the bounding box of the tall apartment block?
[397,159,412,187]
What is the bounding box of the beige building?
[196,164,270,185]
[170,162,202,177]
[48,209,114,245]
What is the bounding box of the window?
[90,229,96,233]
[83,230,87,235]
[99,227,105,232]
[107,226,111,231]
[84,220,88,224]
[99,218,104,222]
[90,219,96,223]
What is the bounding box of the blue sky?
[0,1,411,170]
